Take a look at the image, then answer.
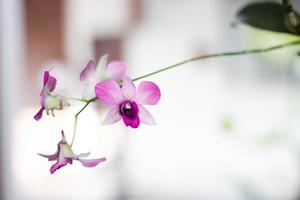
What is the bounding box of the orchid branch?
[70,39,300,146]
[70,97,97,147]
[133,39,300,81]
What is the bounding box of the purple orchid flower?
[95,77,161,128]
[34,70,70,121]
[38,131,106,174]
[80,55,127,99]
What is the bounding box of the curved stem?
[70,39,300,146]
[70,97,97,147]
[133,39,300,81]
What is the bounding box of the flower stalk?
[70,97,97,147]
[133,39,300,81]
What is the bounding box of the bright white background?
[1,0,300,199]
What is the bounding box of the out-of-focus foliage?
[236,1,300,36]
[242,26,300,68]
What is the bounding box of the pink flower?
[95,77,161,128]
[80,55,127,99]
[34,70,70,121]
[38,131,106,174]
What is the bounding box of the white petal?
[103,106,122,124]
[96,54,108,80]
[138,106,156,125]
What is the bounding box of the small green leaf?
[236,2,300,35]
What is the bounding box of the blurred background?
[1,0,300,199]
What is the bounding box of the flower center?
[119,100,138,119]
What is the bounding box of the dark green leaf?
[236,2,300,35]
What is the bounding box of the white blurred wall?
[0,0,25,199]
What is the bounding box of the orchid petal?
[105,61,127,80]
[80,60,96,81]
[34,107,45,121]
[79,157,106,168]
[96,54,108,80]
[122,114,140,128]
[122,77,136,100]
[41,71,57,96]
[95,80,124,105]
[38,152,58,161]
[134,81,161,105]
[38,143,60,161]
[46,76,57,93]
[50,159,68,174]
[66,158,73,164]
[81,85,96,100]
[40,96,46,107]
[103,106,122,124]
[78,152,91,158]
[43,71,49,86]
[138,106,156,125]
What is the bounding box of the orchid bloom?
[80,55,127,99]
[34,70,70,121]
[95,77,161,128]
[38,131,106,174]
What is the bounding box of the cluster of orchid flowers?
[33,39,296,174]
[34,55,161,174]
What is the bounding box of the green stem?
[70,39,300,146]
[133,39,300,81]
[70,97,97,147]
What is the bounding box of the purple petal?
[105,61,127,80]
[122,114,140,128]
[45,76,57,93]
[79,157,106,167]
[66,158,73,164]
[103,106,122,124]
[122,77,136,100]
[41,72,57,96]
[38,143,60,161]
[38,152,58,161]
[43,71,50,86]
[95,80,124,105]
[34,107,45,121]
[50,159,68,174]
[80,60,96,81]
[138,106,156,125]
[40,96,46,107]
[134,81,161,105]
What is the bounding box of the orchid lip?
[119,100,140,128]
[119,100,138,119]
